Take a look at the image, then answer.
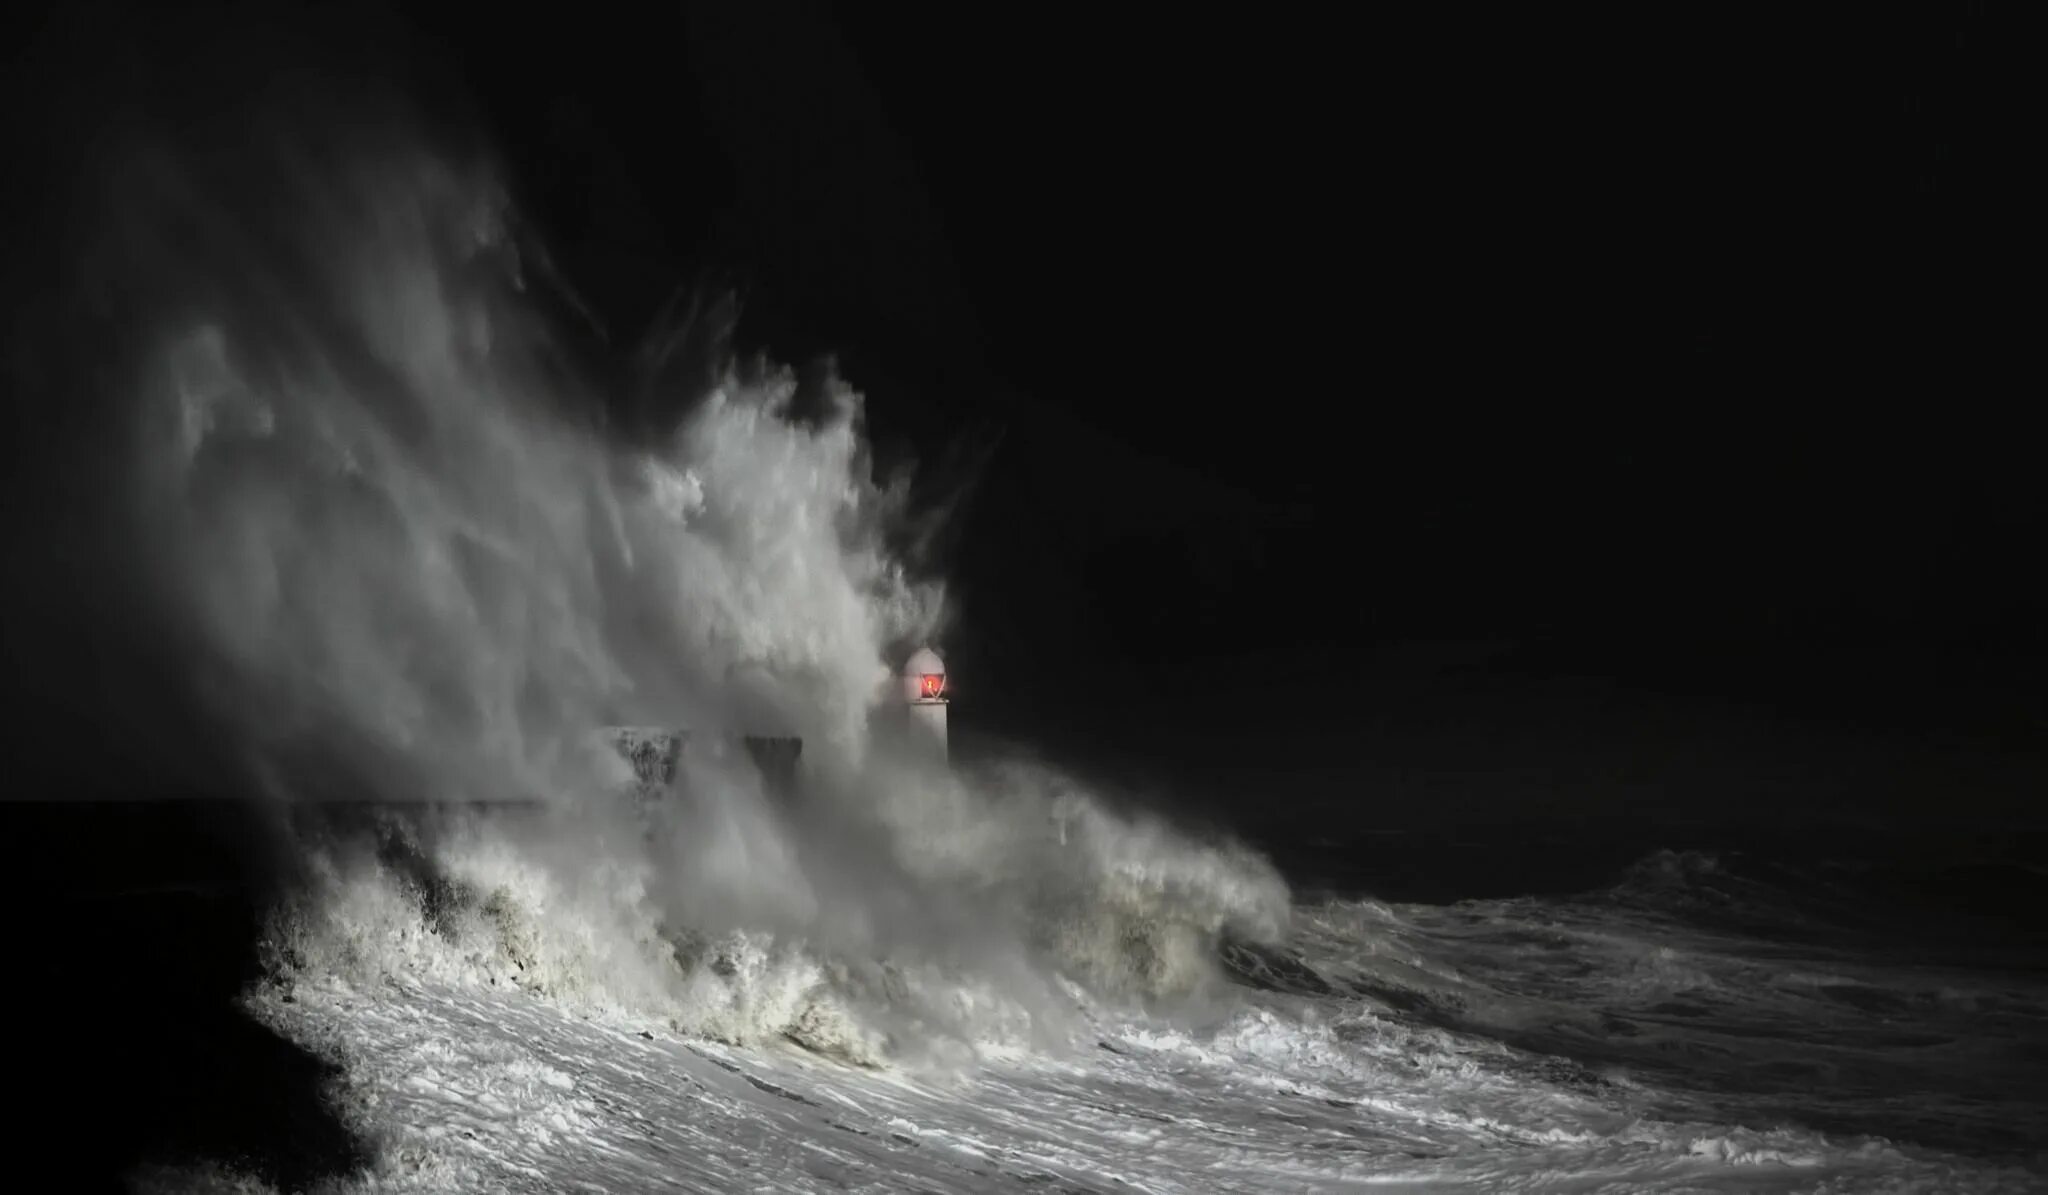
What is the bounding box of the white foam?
[212,960,2041,1195]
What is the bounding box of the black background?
[6,1,2039,828]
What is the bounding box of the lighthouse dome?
[900,646,946,703]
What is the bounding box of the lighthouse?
[899,645,948,763]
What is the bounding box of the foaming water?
[252,755,1291,1073]
[193,837,2043,1193]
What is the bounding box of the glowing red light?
[919,674,944,700]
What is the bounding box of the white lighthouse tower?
[899,646,948,763]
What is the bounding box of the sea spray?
[96,82,1291,1088]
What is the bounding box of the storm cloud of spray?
[109,119,940,805]
[50,88,1290,1061]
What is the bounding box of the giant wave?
[67,86,2045,1194]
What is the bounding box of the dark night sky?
[6,2,2040,827]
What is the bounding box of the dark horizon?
[6,2,2039,831]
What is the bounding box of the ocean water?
[11,92,2045,1194]
[20,799,2040,1194]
